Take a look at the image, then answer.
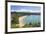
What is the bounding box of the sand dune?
[19,16,27,27]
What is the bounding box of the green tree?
[11,14,19,24]
[11,14,19,28]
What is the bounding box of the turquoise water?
[23,15,40,24]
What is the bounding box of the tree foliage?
[11,14,19,24]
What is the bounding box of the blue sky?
[11,5,41,12]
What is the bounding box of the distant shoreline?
[11,12,40,15]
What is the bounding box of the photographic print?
[11,5,41,28]
[6,1,45,33]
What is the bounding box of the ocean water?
[23,15,40,24]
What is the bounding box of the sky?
[11,5,41,13]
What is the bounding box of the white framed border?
[7,2,44,32]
